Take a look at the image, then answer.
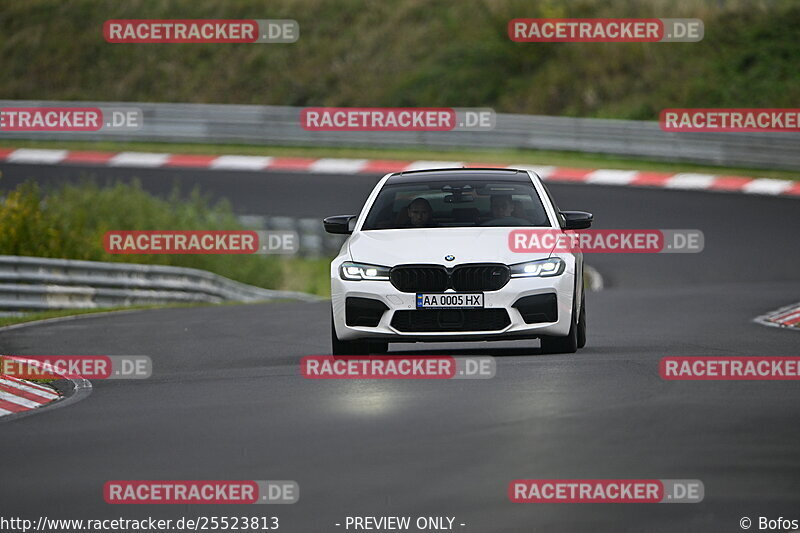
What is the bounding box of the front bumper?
[331,273,575,342]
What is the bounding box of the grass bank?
[1,0,798,119]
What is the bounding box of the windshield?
[361,179,551,230]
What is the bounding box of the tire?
[539,321,578,354]
[539,290,580,354]
[330,311,387,355]
[577,290,587,349]
[369,341,389,355]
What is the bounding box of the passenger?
[481,195,530,226]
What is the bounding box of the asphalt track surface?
[1,162,799,532]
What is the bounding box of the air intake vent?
[391,309,511,332]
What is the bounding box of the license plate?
[416,293,484,309]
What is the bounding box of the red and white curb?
[1,147,798,198]
[0,354,92,420]
[754,302,800,330]
[0,374,60,417]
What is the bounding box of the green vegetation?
[0,304,208,328]
[0,299,316,328]
[2,139,797,180]
[278,257,331,297]
[0,180,331,295]
[1,0,798,118]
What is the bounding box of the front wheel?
[539,292,581,354]
[331,312,388,355]
[539,320,578,354]
[577,290,587,349]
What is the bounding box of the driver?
[406,197,436,227]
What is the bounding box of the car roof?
[386,168,532,183]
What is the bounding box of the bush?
[0,180,286,290]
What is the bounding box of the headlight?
[339,261,391,281]
[510,258,565,278]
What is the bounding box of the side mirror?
[323,215,357,234]
[561,211,593,230]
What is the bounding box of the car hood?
[347,227,553,266]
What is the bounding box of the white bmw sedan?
[324,168,592,355]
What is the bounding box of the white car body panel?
[329,169,583,343]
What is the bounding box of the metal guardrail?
[1,100,799,170]
[0,255,319,312]
[240,215,345,257]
